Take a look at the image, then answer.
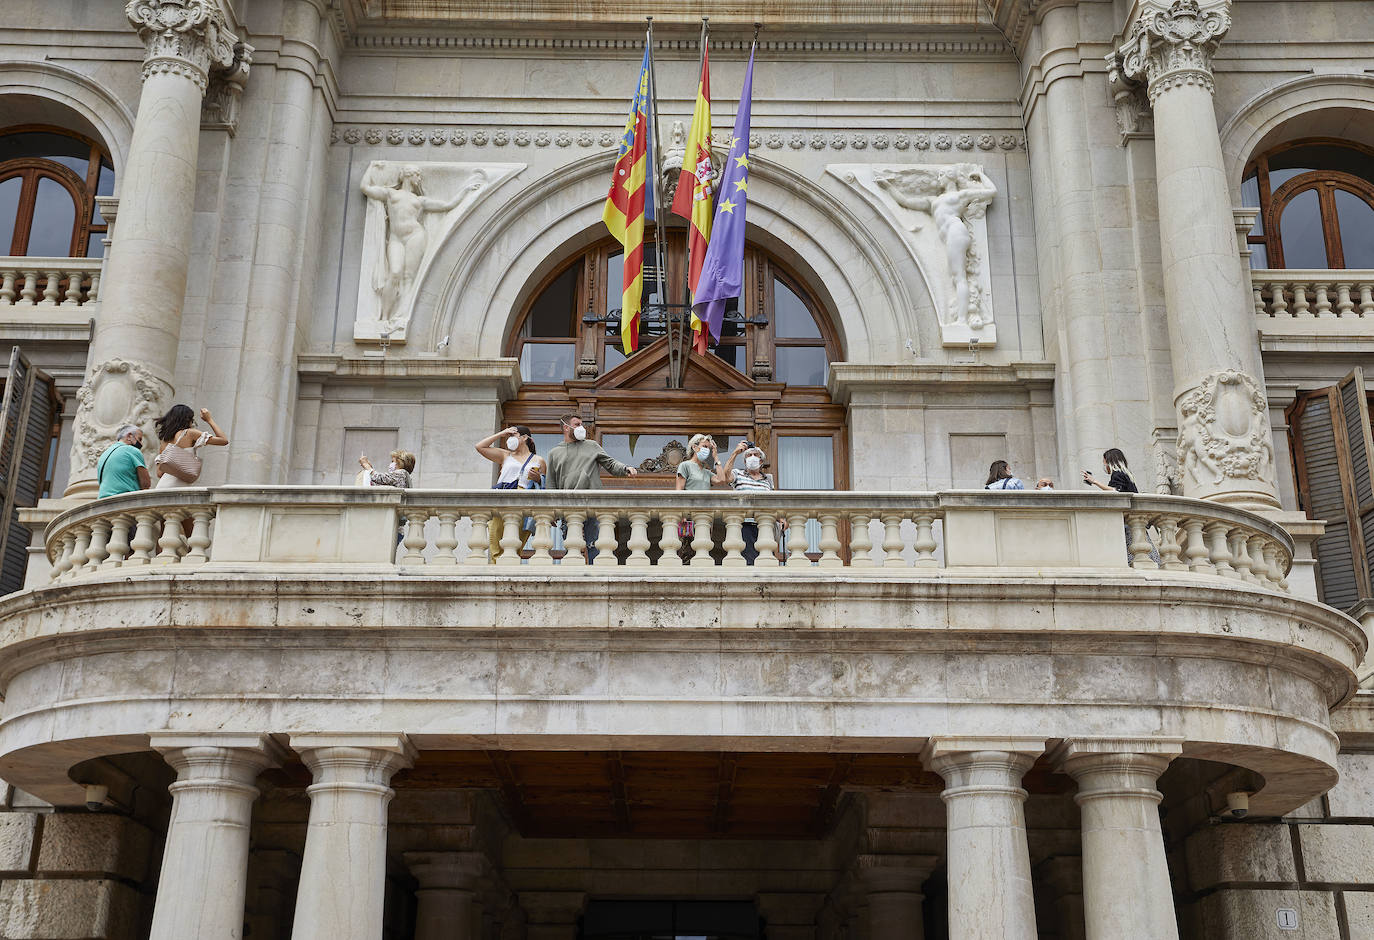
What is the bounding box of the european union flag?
[692,45,755,345]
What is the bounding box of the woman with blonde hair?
[359,449,416,487]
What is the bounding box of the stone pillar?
[406,851,485,940]
[1055,739,1183,940]
[65,0,249,497]
[519,891,586,940]
[289,734,416,940]
[1110,0,1280,509]
[146,733,283,940]
[922,738,1044,940]
[859,855,937,940]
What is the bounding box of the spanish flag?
[670,46,714,354]
[604,47,655,355]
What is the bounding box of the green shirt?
[676,459,716,490]
[96,442,146,498]
[546,439,630,490]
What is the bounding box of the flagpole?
[686,17,708,327]
[645,17,674,382]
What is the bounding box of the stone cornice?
[346,34,1010,57]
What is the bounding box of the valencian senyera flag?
[670,44,714,355]
[604,47,655,355]
[692,45,754,347]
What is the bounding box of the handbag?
[494,454,533,489]
[154,435,206,484]
[521,465,543,533]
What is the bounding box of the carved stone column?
[406,851,485,940]
[922,738,1044,940]
[289,734,416,940]
[858,854,937,940]
[1055,739,1183,940]
[146,733,283,940]
[1110,0,1280,509]
[65,0,248,496]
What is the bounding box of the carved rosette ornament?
[1110,0,1230,104]
[1175,370,1277,505]
[68,358,170,481]
[126,0,246,94]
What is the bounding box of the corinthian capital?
[126,0,246,94]
[1111,0,1231,104]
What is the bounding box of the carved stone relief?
[1176,370,1276,498]
[69,358,169,481]
[356,161,523,343]
[827,163,998,347]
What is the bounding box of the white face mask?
[388,461,397,471]
[697,447,712,462]
[572,425,587,441]
[745,455,762,471]
[506,435,520,450]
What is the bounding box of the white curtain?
[778,437,834,555]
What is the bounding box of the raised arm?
[199,408,229,446]
[716,441,745,485]
[476,427,517,463]
[422,171,486,213]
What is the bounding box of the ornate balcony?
[0,257,101,309]
[1251,268,1374,350]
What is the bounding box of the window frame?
[0,124,111,259]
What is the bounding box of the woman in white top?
[719,441,776,565]
[153,405,229,489]
[476,425,545,560]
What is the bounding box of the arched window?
[1242,139,1374,269]
[0,125,114,258]
[504,233,846,488]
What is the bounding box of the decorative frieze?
[348,35,1010,55]
[1109,0,1230,104]
[126,0,248,94]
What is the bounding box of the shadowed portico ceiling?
[347,0,988,27]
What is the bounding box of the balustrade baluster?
[1360,283,1374,317]
[592,511,617,566]
[720,513,746,567]
[1268,281,1289,317]
[849,514,874,567]
[1204,521,1234,577]
[464,511,492,565]
[1313,283,1333,317]
[561,511,587,566]
[658,511,683,567]
[1252,282,1265,316]
[401,512,429,566]
[129,511,159,565]
[913,514,939,568]
[431,512,459,565]
[0,271,15,305]
[528,510,556,565]
[1336,283,1355,318]
[494,510,523,566]
[1182,518,1212,574]
[18,271,38,305]
[1292,283,1311,317]
[626,511,652,567]
[84,518,111,571]
[785,513,811,567]
[66,526,91,579]
[689,511,714,567]
[1154,516,1184,570]
[1229,529,1255,582]
[1126,513,1154,569]
[87,271,100,303]
[154,512,186,565]
[49,531,76,580]
[817,514,842,568]
[184,509,213,564]
[39,270,61,306]
[881,513,906,568]
[63,270,84,306]
[1247,536,1269,588]
[754,511,779,567]
[1261,541,1283,589]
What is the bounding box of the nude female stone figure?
[874,166,997,327]
[360,163,485,323]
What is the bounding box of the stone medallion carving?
[69,358,169,480]
[827,163,998,347]
[636,440,689,473]
[356,161,523,343]
[1176,370,1277,501]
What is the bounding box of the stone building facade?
[0,0,1371,937]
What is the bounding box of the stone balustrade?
[0,257,102,309]
[1251,269,1374,320]
[43,487,1294,592]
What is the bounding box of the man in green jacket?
[546,414,636,560]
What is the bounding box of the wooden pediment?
[594,336,758,393]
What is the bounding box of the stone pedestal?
[289,734,416,940]
[66,0,249,497]
[1111,0,1280,509]
[923,738,1044,940]
[406,850,485,940]
[1056,739,1183,940]
[146,733,283,940]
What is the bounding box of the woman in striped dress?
[722,441,775,565]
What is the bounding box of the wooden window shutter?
[0,347,56,595]
[1289,368,1374,610]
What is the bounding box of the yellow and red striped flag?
[603,47,655,355]
[670,46,714,354]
